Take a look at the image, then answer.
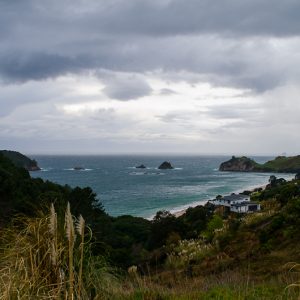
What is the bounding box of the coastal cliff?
[219,155,300,173]
[0,150,40,171]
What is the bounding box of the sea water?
[30,155,294,218]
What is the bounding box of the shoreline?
[171,183,268,218]
[162,173,295,219]
[147,178,284,220]
[143,172,295,220]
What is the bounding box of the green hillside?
[259,155,300,172]
[220,155,300,173]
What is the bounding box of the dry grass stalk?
[49,203,58,267]
[76,214,85,297]
[65,202,75,300]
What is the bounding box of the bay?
[30,155,294,218]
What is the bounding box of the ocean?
[30,155,294,219]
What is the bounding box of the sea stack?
[158,161,174,169]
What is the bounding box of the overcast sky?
[1,0,300,155]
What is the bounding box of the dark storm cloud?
[94,0,300,37]
[3,0,300,38]
[0,52,93,82]
[0,0,300,93]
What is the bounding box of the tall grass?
[0,203,120,299]
[286,262,300,296]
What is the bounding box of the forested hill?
[220,155,300,173]
[0,150,40,171]
[0,152,105,224]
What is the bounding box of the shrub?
[165,239,213,269]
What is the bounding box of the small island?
[0,150,40,171]
[158,161,174,169]
[135,164,146,169]
[219,155,300,173]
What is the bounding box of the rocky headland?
[0,150,41,171]
[219,155,300,173]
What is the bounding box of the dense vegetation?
[1,152,300,299]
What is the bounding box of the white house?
[210,193,260,213]
[212,194,250,207]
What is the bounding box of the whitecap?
[63,168,92,171]
[129,172,146,176]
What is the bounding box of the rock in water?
[136,164,146,169]
[158,161,174,169]
[73,166,85,170]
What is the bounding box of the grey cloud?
[158,110,202,124]
[90,108,116,121]
[205,104,263,120]
[0,79,72,117]
[157,104,264,130]
[158,112,187,123]
[159,88,177,95]
[101,75,152,100]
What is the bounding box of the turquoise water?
[30,155,294,218]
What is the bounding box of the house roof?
[221,194,249,201]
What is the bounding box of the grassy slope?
[259,155,300,172]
